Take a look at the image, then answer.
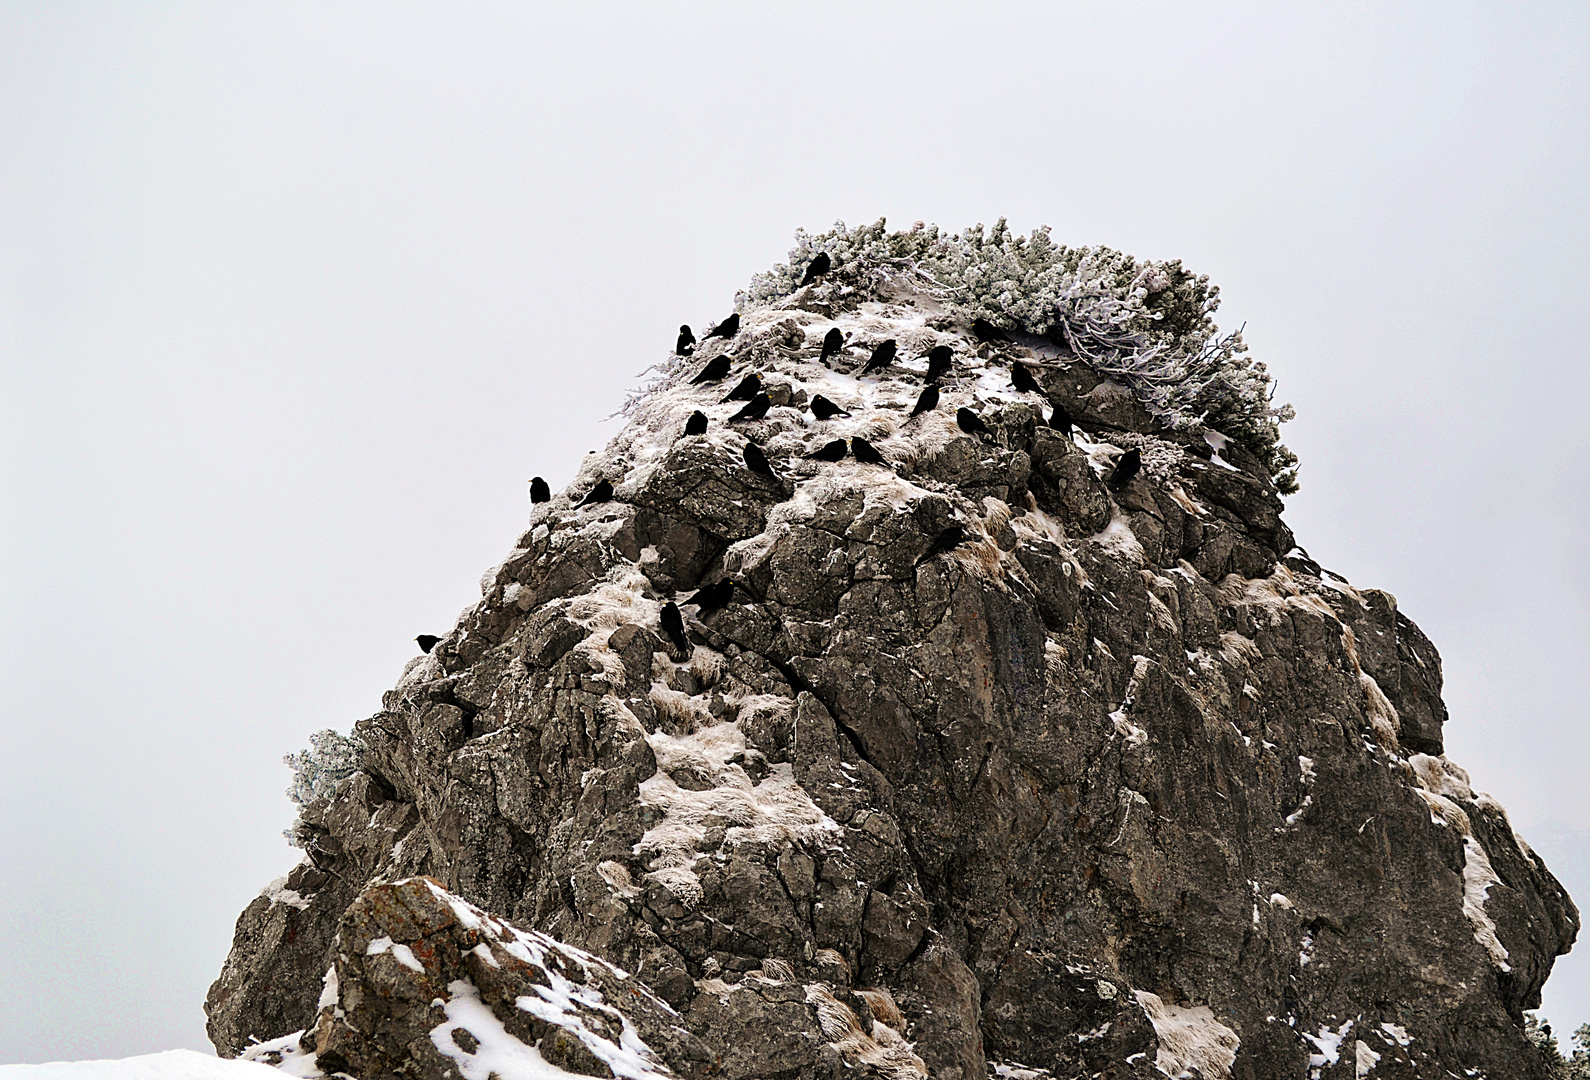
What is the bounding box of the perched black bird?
[910,385,939,417]
[728,393,771,422]
[851,437,887,466]
[819,327,845,365]
[659,602,690,655]
[917,524,969,566]
[1047,403,1074,436]
[807,438,849,462]
[972,317,1009,343]
[686,578,735,614]
[800,251,831,286]
[529,476,550,503]
[1011,361,1043,395]
[705,313,740,340]
[924,344,954,382]
[956,407,992,439]
[415,634,441,654]
[1109,448,1142,490]
[809,394,849,420]
[676,325,696,356]
[684,411,708,436]
[690,354,731,384]
[861,339,898,374]
[742,441,778,480]
[576,479,614,507]
[721,373,761,402]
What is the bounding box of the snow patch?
[1407,754,1511,970]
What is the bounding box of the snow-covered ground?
[0,1050,284,1079]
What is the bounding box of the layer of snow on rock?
[1408,754,1511,970]
[1132,990,1239,1079]
[0,1051,288,1079]
[1305,1020,1353,1079]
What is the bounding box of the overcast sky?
[2,1,1586,1063]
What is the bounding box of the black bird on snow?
[1011,361,1043,395]
[924,344,954,382]
[690,354,731,384]
[851,437,887,466]
[972,317,1009,343]
[742,441,779,480]
[1109,448,1141,490]
[659,602,690,655]
[1047,402,1074,436]
[686,578,735,614]
[721,373,761,402]
[809,394,849,420]
[676,325,696,356]
[529,476,551,503]
[820,327,845,365]
[862,339,898,374]
[917,524,969,566]
[800,251,831,286]
[704,312,740,341]
[910,385,939,418]
[808,438,849,462]
[956,407,992,439]
[416,634,441,654]
[728,393,771,423]
[577,479,614,506]
[684,411,709,436]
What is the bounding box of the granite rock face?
[209,281,1577,1079]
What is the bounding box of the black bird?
[676,325,696,356]
[1047,403,1074,436]
[851,437,887,466]
[800,251,831,286]
[1109,448,1141,490]
[684,411,708,436]
[1011,361,1043,395]
[529,476,550,503]
[917,524,969,566]
[577,480,614,507]
[910,385,939,417]
[807,439,849,462]
[721,373,761,402]
[924,344,954,382]
[809,394,849,420]
[742,441,778,480]
[972,317,1009,343]
[415,634,441,654]
[820,327,845,365]
[956,407,992,439]
[728,393,771,423]
[861,339,898,374]
[705,312,740,340]
[686,578,735,614]
[690,354,731,384]
[659,602,690,655]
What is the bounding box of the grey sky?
[1,1,1585,1062]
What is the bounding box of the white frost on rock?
[1132,990,1240,1079]
[1354,1038,1382,1077]
[1408,754,1511,971]
[261,875,312,911]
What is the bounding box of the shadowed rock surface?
[209,272,1577,1080]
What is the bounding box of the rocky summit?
[208,229,1577,1080]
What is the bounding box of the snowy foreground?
[0,1051,292,1079]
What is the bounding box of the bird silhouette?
[1109,448,1141,490]
[690,354,731,384]
[1047,403,1074,436]
[659,602,690,655]
[924,344,954,382]
[728,393,771,423]
[676,325,696,356]
[972,317,1009,343]
[862,339,898,374]
[529,476,551,503]
[721,374,761,402]
[684,411,708,436]
[416,634,441,654]
[910,385,939,417]
[705,313,740,340]
[743,441,779,480]
[917,524,969,566]
[800,252,831,286]
[686,578,735,614]
[1011,361,1043,395]
[808,439,849,462]
[956,408,992,439]
[820,327,845,365]
[851,437,887,466]
[809,395,849,420]
[576,480,614,507]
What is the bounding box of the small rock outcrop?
[209,232,1577,1080]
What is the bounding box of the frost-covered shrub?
[282,728,365,848]
[1526,1014,1590,1079]
[741,219,1299,493]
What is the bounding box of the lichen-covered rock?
[210,273,1576,1080]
